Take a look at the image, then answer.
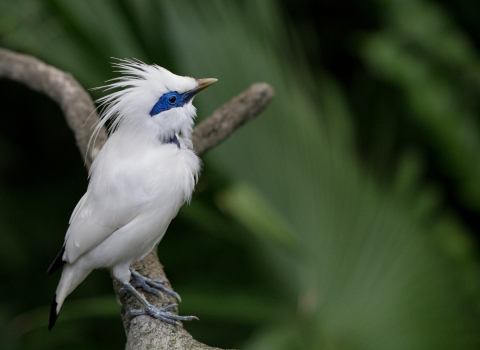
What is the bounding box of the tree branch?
[0,48,106,168]
[192,82,274,155]
[0,47,274,349]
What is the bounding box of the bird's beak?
[194,78,218,94]
[184,78,217,102]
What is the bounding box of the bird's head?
[93,59,217,143]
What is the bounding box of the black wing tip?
[47,246,66,275]
[48,295,58,331]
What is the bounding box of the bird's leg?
[117,270,180,300]
[129,269,181,301]
[121,282,198,326]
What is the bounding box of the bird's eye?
[168,96,177,104]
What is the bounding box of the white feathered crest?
[88,58,197,154]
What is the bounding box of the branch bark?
[0,48,106,168]
[0,47,274,349]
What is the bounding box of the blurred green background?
[1,0,480,349]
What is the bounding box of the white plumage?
[48,59,216,329]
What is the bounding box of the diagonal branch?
[0,48,106,168]
[0,47,274,349]
[192,82,274,155]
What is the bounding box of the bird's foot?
[128,304,198,326]
[130,270,181,301]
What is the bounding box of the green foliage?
[0,0,479,349]
[360,0,480,210]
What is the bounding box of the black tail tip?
[48,295,58,331]
[47,246,66,275]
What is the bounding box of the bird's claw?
[130,270,181,301]
[127,304,198,327]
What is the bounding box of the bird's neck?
[164,134,181,148]
[113,124,188,150]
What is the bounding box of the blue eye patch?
[149,90,195,116]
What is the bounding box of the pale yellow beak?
[195,78,218,93]
[184,78,217,102]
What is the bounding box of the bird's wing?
[69,193,87,224]
[64,216,118,264]
[63,185,146,264]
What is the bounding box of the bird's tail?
[49,263,92,330]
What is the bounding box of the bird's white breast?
[73,128,201,267]
[90,128,200,213]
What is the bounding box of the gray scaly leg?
[130,270,181,301]
[121,282,198,326]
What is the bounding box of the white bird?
[47,59,217,330]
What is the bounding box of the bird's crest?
[88,59,197,157]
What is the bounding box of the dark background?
[1,0,479,349]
